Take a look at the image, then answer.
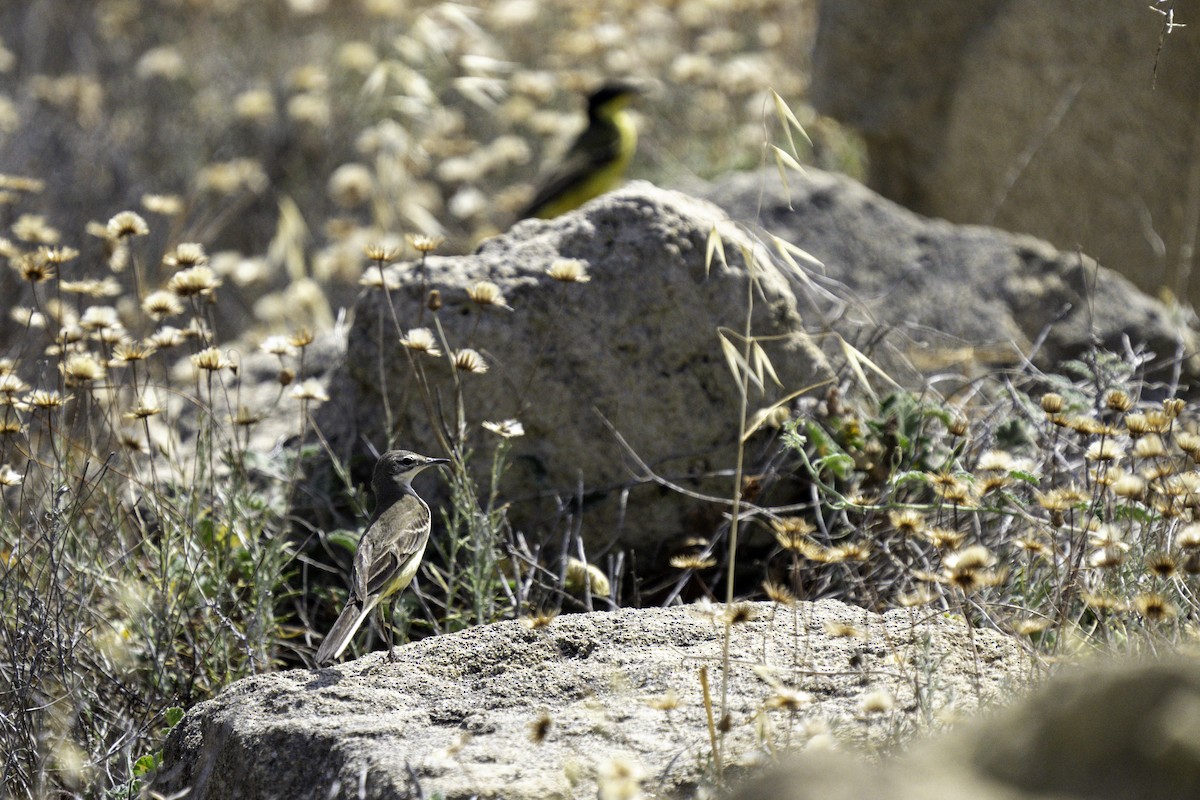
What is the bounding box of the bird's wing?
[523,120,622,215]
[353,498,431,599]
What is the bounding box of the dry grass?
[0,1,1188,798]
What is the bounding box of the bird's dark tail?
[315,598,372,665]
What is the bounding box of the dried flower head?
[79,305,121,332]
[528,712,552,744]
[0,464,23,486]
[766,687,814,712]
[898,587,935,607]
[40,245,79,265]
[398,327,442,357]
[670,554,717,570]
[547,258,591,283]
[191,347,231,372]
[520,611,558,630]
[289,379,329,402]
[1085,439,1124,463]
[1082,592,1125,613]
[824,621,864,638]
[106,211,149,239]
[1133,434,1166,459]
[163,243,209,270]
[1134,592,1176,622]
[142,193,184,215]
[976,450,1016,472]
[61,277,121,297]
[363,243,399,263]
[563,558,610,596]
[1040,392,1064,414]
[0,373,29,396]
[1013,535,1050,557]
[168,266,222,297]
[25,389,68,409]
[1178,524,1200,551]
[761,580,796,605]
[859,689,895,714]
[142,290,184,320]
[1178,432,1200,457]
[260,335,297,357]
[482,419,524,438]
[453,348,489,374]
[1012,618,1052,637]
[407,233,445,253]
[644,690,680,711]
[112,341,156,363]
[60,352,106,386]
[1037,486,1088,512]
[15,252,53,283]
[149,326,186,349]
[724,602,757,625]
[467,280,512,310]
[771,516,816,551]
[290,328,315,348]
[888,509,926,535]
[1110,473,1146,499]
[124,395,163,420]
[1147,554,1178,579]
[830,542,871,562]
[1164,398,1186,418]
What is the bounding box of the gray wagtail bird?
[518,81,641,220]
[316,449,448,665]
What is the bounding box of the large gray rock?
[735,658,1200,800]
[315,183,832,555]
[811,0,1200,306]
[314,175,1194,560]
[704,168,1197,381]
[154,601,1027,800]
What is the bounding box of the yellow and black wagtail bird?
[518,81,641,220]
[316,450,447,665]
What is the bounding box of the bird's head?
[586,81,641,120]
[373,449,449,489]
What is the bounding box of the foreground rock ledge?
[155,601,1027,800]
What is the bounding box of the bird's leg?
[385,599,397,661]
